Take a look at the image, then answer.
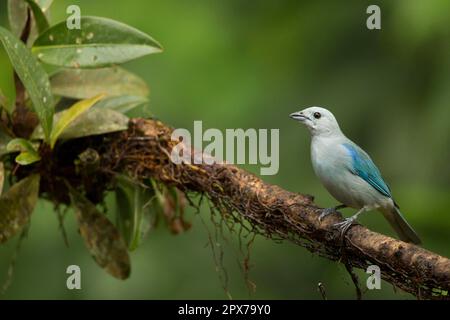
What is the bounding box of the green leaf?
[95,95,149,115]
[7,0,28,38]
[0,90,6,109]
[24,0,50,34]
[6,138,38,153]
[0,127,13,157]
[68,186,131,279]
[32,108,129,141]
[0,90,9,112]
[122,102,152,118]
[50,67,149,99]
[15,152,41,165]
[0,174,40,244]
[7,0,44,46]
[33,16,163,68]
[35,0,53,12]
[7,138,41,165]
[50,94,105,148]
[0,87,14,115]
[58,109,129,140]
[0,47,16,114]
[0,27,54,141]
[115,175,155,251]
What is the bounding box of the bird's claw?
[318,207,336,222]
[333,217,357,237]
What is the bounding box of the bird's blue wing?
[342,142,392,198]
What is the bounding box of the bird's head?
[290,106,341,136]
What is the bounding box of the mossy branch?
[100,118,448,300]
[15,117,449,299]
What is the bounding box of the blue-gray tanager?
[290,106,421,244]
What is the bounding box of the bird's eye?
[313,112,321,119]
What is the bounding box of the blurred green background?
[0,0,449,299]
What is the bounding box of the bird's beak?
[289,112,309,122]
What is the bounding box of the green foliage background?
[0,0,449,299]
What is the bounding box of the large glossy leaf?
[6,138,41,165]
[32,108,129,141]
[58,109,129,140]
[0,47,16,114]
[50,67,149,99]
[94,95,149,115]
[122,102,152,119]
[115,175,155,251]
[7,0,47,46]
[7,0,28,38]
[49,94,105,148]
[68,186,130,279]
[24,0,50,34]
[0,27,54,141]
[33,16,163,68]
[0,174,40,244]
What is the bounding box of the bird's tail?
[382,206,421,245]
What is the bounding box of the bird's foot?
[333,216,358,237]
[318,207,337,222]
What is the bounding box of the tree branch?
[99,118,449,299]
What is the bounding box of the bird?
[289,106,421,244]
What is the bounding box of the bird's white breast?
[310,135,392,209]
